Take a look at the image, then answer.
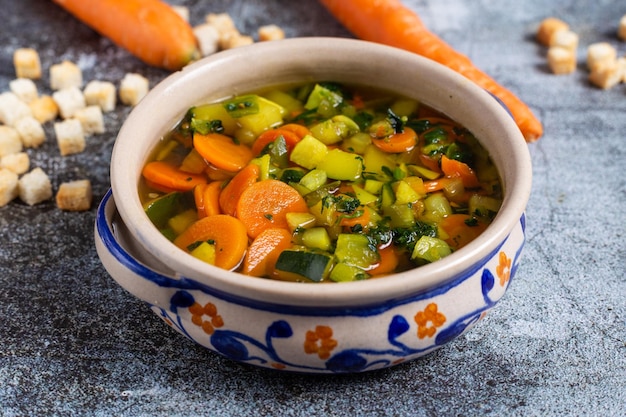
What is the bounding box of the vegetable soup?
[139,82,502,282]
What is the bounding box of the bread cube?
[18,167,52,206]
[221,34,254,50]
[0,168,19,207]
[549,29,579,53]
[194,23,220,56]
[537,17,569,46]
[83,80,117,112]
[52,86,86,119]
[547,47,577,74]
[50,60,83,90]
[172,5,189,22]
[55,179,92,211]
[119,73,149,106]
[13,48,42,79]
[619,14,626,41]
[206,13,237,34]
[588,60,623,89]
[29,95,59,124]
[0,152,29,175]
[9,78,38,103]
[618,57,626,83]
[74,105,105,135]
[0,126,23,157]
[586,42,617,72]
[14,116,46,148]
[258,25,285,42]
[54,119,85,156]
[0,92,33,126]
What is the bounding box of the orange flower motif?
[414,303,446,339]
[496,251,512,287]
[304,325,338,360]
[189,302,224,335]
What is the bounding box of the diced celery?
[384,203,415,228]
[285,212,317,232]
[309,115,360,145]
[423,192,452,219]
[317,148,363,181]
[190,241,217,265]
[334,234,379,269]
[393,180,421,205]
[191,103,238,135]
[411,235,451,263]
[362,144,397,178]
[290,135,328,169]
[341,132,372,154]
[380,183,396,209]
[168,209,198,236]
[329,262,369,282]
[299,169,328,191]
[302,227,332,251]
[351,184,378,206]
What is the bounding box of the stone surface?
[0,0,624,415]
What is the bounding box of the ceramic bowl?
[95,37,531,373]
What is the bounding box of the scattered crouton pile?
[1,48,151,210]
[537,15,626,89]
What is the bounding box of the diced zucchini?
[144,191,194,230]
[304,84,343,112]
[262,89,304,114]
[469,194,502,220]
[168,208,198,236]
[408,165,440,180]
[280,167,306,184]
[302,227,332,251]
[285,212,317,232]
[329,262,369,282]
[393,180,421,205]
[190,241,216,265]
[274,250,334,282]
[334,234,379,269]
[384,204,415,228]
[411,235,451,263]
[316,149,363,181]
[251,154,272,181]
[290,135,328,169]
[309,115,360,145]
[380,183,396,209]
[299,169,328,191]
[341,132,372,154]
[364,179,384,195]
[191,103,238,135]
[309,199,336,226]
[351,184,378,206]
[230,95,286,138]
[362,144,397,178]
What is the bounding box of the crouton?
[83,80,116,113]
[9,78,38,103]
[18,167,52,206]
[172,5,189,22]
[619,14,626,41]
[586,42,617,72]
[221,34,254,50]
[55,179,92,211]
[589,59,623,89]
[206,13,237,34]
[0,168,19,207]
[258,25,285,42]
[537,18,569,46]
[14,116,46,148]
[549,29,579,53]
[74,105,105,135]
[194,23,220,56]
[547,46,577,74]
[50,60,83,90]
[119,73,149,106]
[13,48,42,79]
[29,95,59,124]
[0,152,29,175]
[52,86,86,119]
[0,92,33,126]
[54,119,85,156]
[0,126,23,157]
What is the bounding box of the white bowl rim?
[110,37,532,307]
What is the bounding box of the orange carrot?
[173,214,248,270]
[369,245,400,276]
[279,123,311,139]
[243,228,293,277]
[236,179,309,238]
[193,132,254,173]
[372,127,417,153]
[195,182,222,218]
[52,0,199,71]
[339,207,371,228]
[251,128,302,156]
[142,161,207,192]
[440,155,481,188]
[439,214,488,250]
[318,0,543,142]
[219,163,260,217]
[423,177,456,193]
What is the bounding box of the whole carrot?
[318,0,543,142]
[52,0,200,70]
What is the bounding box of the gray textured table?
[1,1,624,416]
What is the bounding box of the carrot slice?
[439,214,488,250]
[250,128,302,156]
[236,179,309,238]
[195,182,223,218]
[372,127,417,153]
[142,161,207,192]
[279,123,311,139]
[339,207,371,228]
[423,177,456,193]
[219,163,260,217]
[194,133,254,172]
[52,0,199,70]
[368,245,400,276]
[318,0,543,142]
[440,155,481,188]
[173,214,248,270]
[243,228,293,277]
